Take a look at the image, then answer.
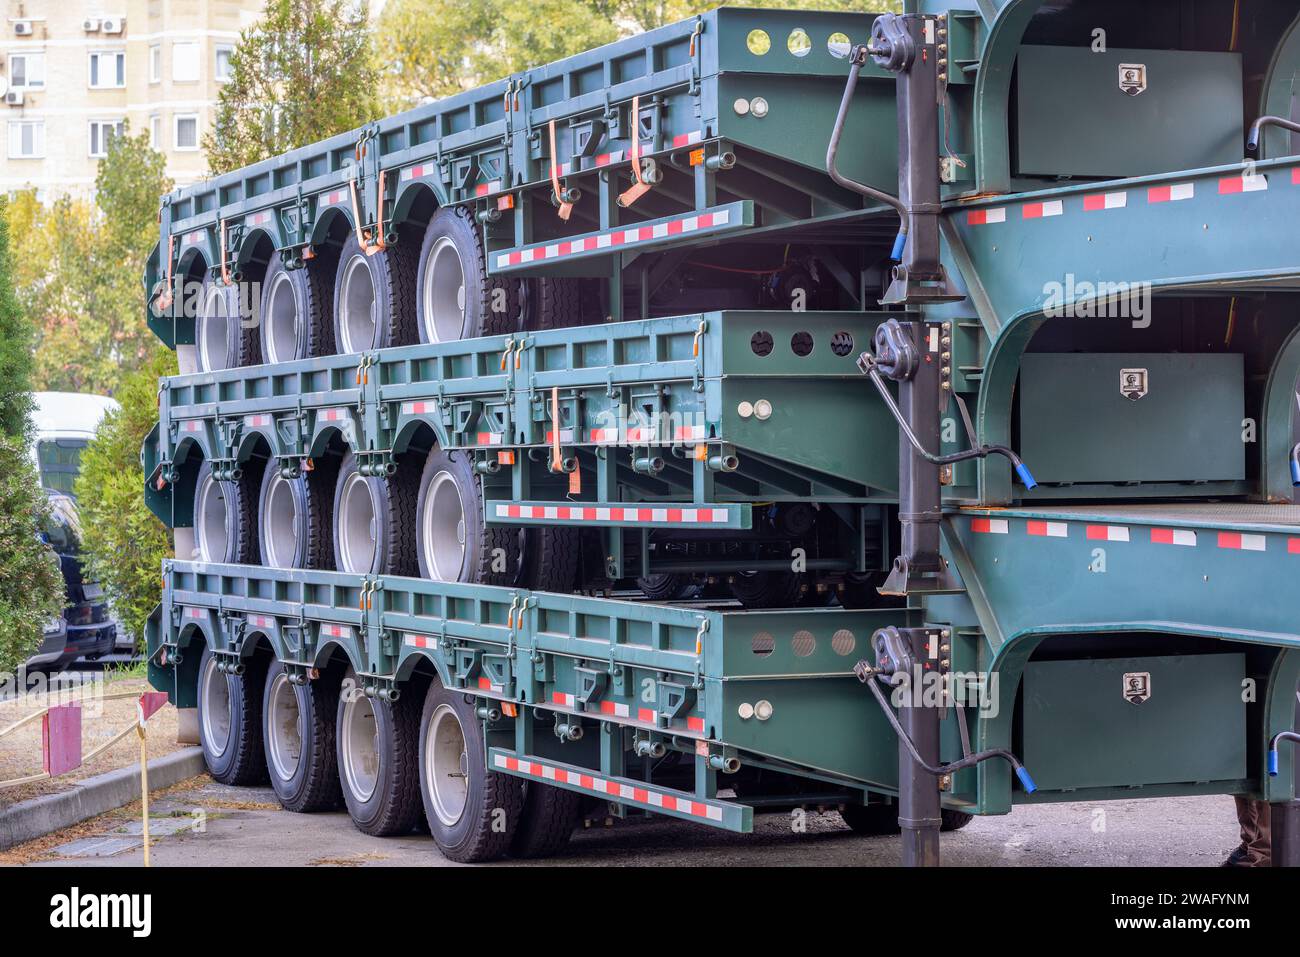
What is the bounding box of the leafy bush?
[74,347,178,650]
[0,437,64,674]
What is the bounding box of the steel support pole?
[898,629,941,867]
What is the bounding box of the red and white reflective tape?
[406,634,437,649]
[966,208,1007,226]
[558,149,626,175]
[319,623,353,639]
[1083,191,1127,211]
[1218,532,1266,552]
[399,164,434,182]
[246,211,273,227]
[1290,538,1300,554]
[473,180,503,197]
[184,607,206,620]
[318,408,350,422]
[496,503,730,524]
[319,189,348,207]
[1151,528,1197,547]
[401,401,437,415]
[474,432,504,446]
[1022,200,1063,219]
[183,230,205,245]
[671,131,704,150]
[495,209,731,269]
[179,419,204,433]
[1086,524,1130,542]
[589,427,618,444]
[970,517,1009,534]
[477,675,503,693]
[1147,182,1195,204]
[246,614,276,630]
[598,700,631,718]
[551,691,577,708]
[243,414,272,428]
[1026,520,1068,538]
[1218,173,1268,195]
[492,753,725,822]
[545,428,575,443]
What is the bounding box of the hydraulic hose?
[1269,730,1300,775]
[1290,442,1300,487]
[859,353,1039,489]
[826,44,908,260]
[1247,115,1300,157]
[861,670,1037,792]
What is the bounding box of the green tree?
[0,200,35,439]
[74,347,178,651]
[206,0,379,173]
[10,130,171,395]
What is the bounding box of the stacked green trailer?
[143,1,1300,864]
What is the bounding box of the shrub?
[74,347,178,650]
[0,436,64,674]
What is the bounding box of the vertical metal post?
[1271,801,1300,866]
[898,628,941,867]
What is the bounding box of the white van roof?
[32,391,119,439]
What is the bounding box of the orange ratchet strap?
[156,234,175,311]
[219,219,232,285]
[618,95,652,207]
[349,168,388,256]
[548,120,573,220]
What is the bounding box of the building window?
[150,114,162,149]
[9,53,45,90]
[149,44,161,84]
[89,120,125,158]
[174,114,199,151]
[89,50,126,89]
[172,42,200,82]
[215,44,234,82]
[8,120,45,159]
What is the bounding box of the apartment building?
[0,0,265,197]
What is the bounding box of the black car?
[25,492,116,674]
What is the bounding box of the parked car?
[29,391,118,495]
[24,491,117,674]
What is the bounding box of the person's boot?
[1221,844,1251,867]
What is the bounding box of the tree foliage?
[9,130,171,395]
[74,347,177,651]
[0,199,35,440]
[205,0,379,173]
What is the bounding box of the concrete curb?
[0,747,206,850]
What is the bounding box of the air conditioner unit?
[83,18,101,32]
[13,21,32,36]
[5,91,25,106]
[100,17,123,34]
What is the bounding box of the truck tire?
[941,809,975,831]
[520,526,579,593]
[840,803,974,834]
[418,678,523,862]
[336,666,424,835]
[260,251,334,363]
[839,571,896,609]
[262,660,342,812]
[193,460,259,565]
[729,571,804,608]
[527,276,603,330]
[258,457,332,569]
[332,451,418,576]
[197,645,269,785]
[416,206,520,343]
[415,446,519,585]
[195,274,260,372]
[637,573,694,602]
[333,231,418,354]
[510,782,581,858]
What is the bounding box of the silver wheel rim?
[265,270,299,364]
[421,237,466,343]
[337,471,378,573]
[420,469,466,581]
[339,253,376,354]
[260,471,300,569]
[195,472,229,563]
[340,690,379,802]
[266,672,302,782]
[425,703,469,827]
[199,655,232,759]
[197,283,231,372]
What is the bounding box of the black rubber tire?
[331,451,419,576]
[257,457,333,570]
[520,526,579,593]
[839,571,900,609]
[332,230,419,354]
[259,251,335,363]
[416,206,521,343]
[336,667,424,836]
[197,645,269,786]
[418,678,524,863]
[840,803,974,834]
[262,660,342,812]
[526,276,603,330]
[839,803,901,836]
[729,571,804,609]
[415,446,519,585]
[193,459,260,565]
[637,573,694,602]
[509,782,581,859]
[195,273,260,371]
